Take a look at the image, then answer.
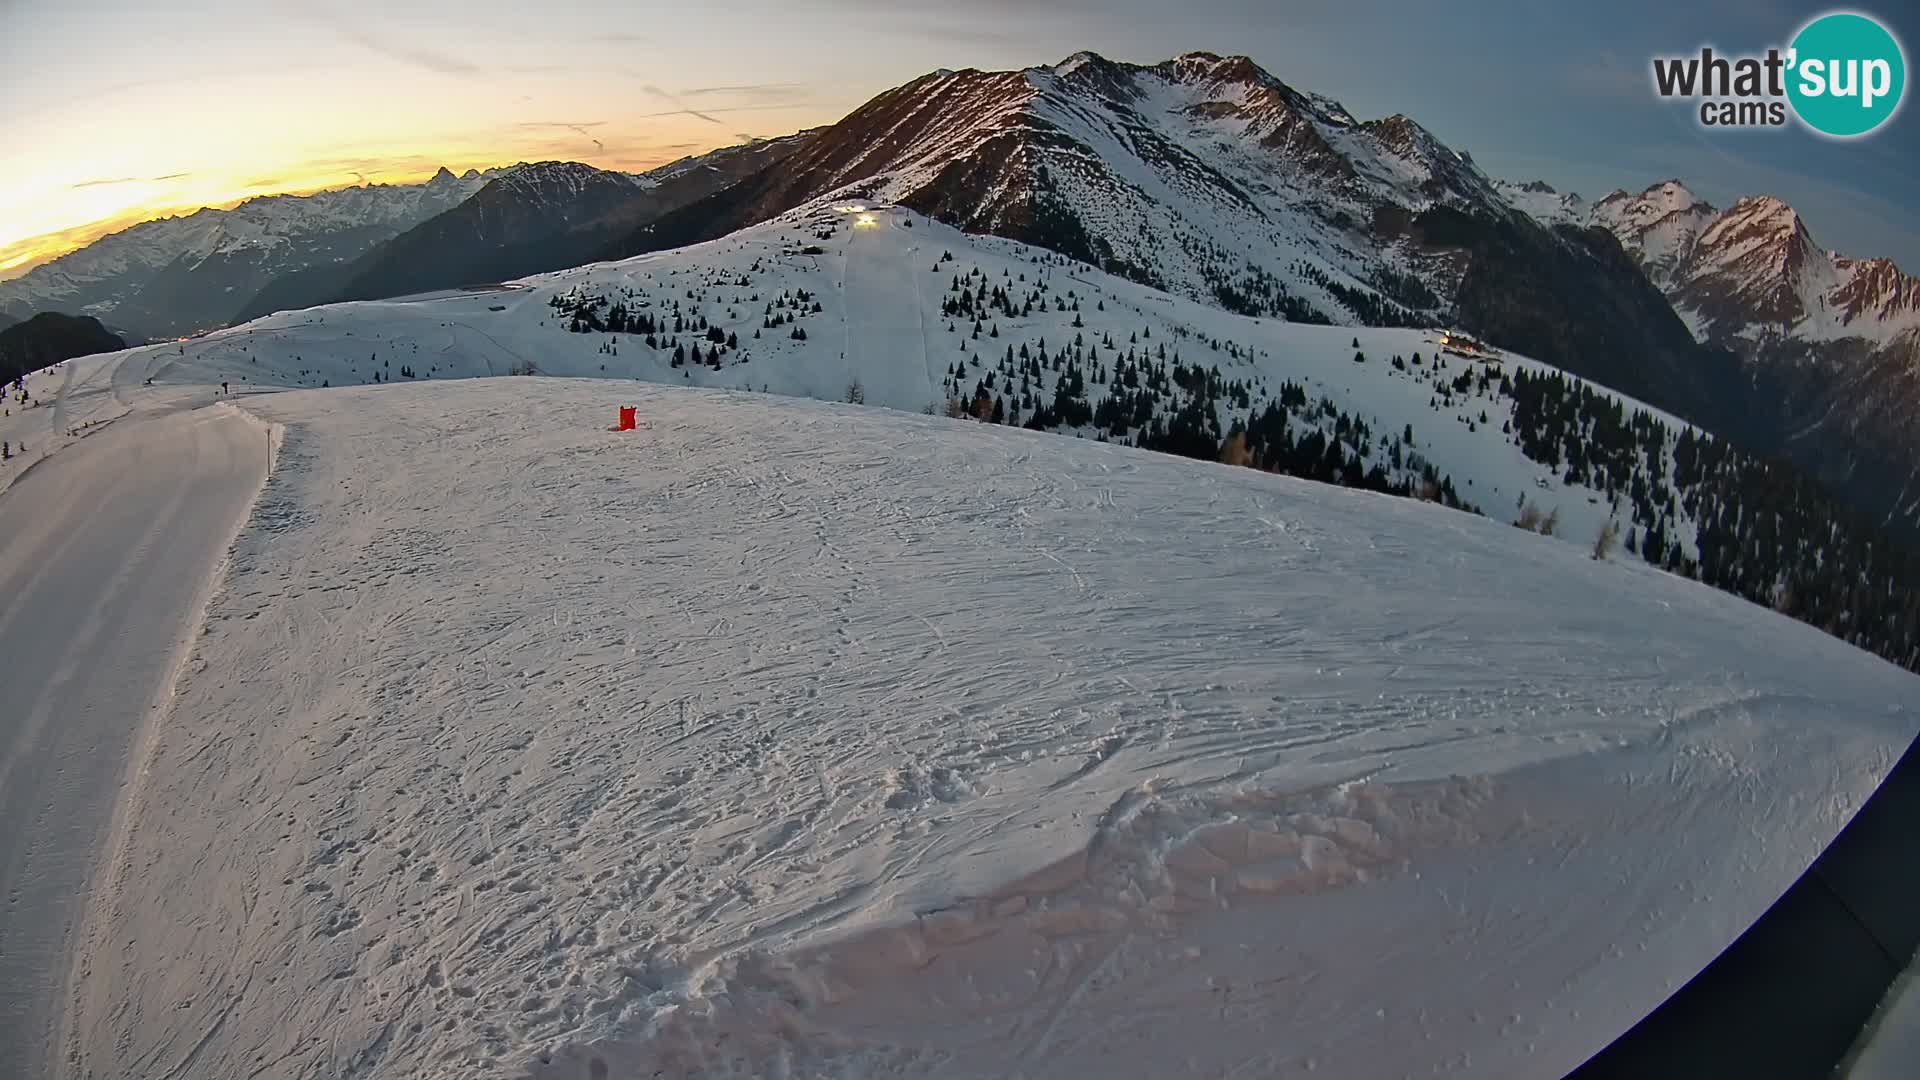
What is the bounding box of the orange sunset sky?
[4,0,1915,281]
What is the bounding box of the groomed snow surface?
[0,396,268,1080]
[59,377,1917,1080]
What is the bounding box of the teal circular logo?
[1787,12,1906,137]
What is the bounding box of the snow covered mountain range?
[1497,177,1920,352]
[629,52,1512,325]
[616,50,1916,539]
[0,139,807,342]
[1496,177,1920,533]
[621,54,1745,475]
[254,136,813,318]
[0,167,504,338]
[10,50,1919,534]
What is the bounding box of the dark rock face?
[1417,207,1755,442]
[324,163,650,305]
[618,52,1511,328]
[235,139,811,321]
[616,54,1796,497]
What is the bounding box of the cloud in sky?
[637,84,725,125]
[295,8,563,79]
[45,64,334,112]
[518,120,609,153]
[70,173,190,189]
[628,83,819,127]
[681,83,810,100]
[631,103,807,122]
[325,20,483,77]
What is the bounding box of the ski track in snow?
[0,402,267,1080]
[840,215,936,408]
[54,377,1917,1080]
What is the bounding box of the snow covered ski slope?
[0,402,267,1080]
[45,199,1709,567]
[61,377,1916,1080]
[837,211,937,408]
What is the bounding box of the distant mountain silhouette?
[233,137,812,323]
[0,169,496,339]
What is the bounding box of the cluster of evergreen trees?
[1225,395,1470,509]
[1210,262,1330,324]
[1289,260,1427,328]
[546,279,828,371]
[1188,248,1436,329]
[1172,234,1330,324]
[1496,368,1920,671]
[940,329,1474,512]
[930,256,1477,515]
[1368,266,1443,313]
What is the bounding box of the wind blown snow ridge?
[533,771,1521,1079]
[62,377,1917,1079]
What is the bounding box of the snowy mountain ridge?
[0,168,507,337]
[622,52,1764,498]
[0,156,706,341]
[627,51,1529,332]
[1497,175,1920,535]
[1497,177,1920,350]
[483,160,647,202]
[2,170,499,301]
[237,137,816,320]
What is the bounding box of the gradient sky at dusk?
[3,0,1915,277]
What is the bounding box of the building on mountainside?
[1439,329,1499,362]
